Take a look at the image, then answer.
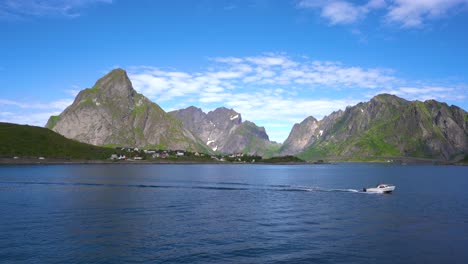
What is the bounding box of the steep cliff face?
[282,94,467,161]
[170,107,278,155]
[280,116,320,156]
[46,69,208,152]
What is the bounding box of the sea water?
[1,163,467,263]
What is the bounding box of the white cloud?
[127,53,467,142]
[129,54,397,103]
[321,1,366,24]
[0,111,61,127]
[0,98,73,110]
[297,0,468,28]
[128,54,388,141]
[0,98,73,127]
[223,91,357,122]
[386,0,468,28]
[376,86,467,102]
[2,53,466,143]
[297,0,386,25]
[0,0,112,19]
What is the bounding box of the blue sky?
[1,0,467,142]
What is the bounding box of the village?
[109,147,262,163]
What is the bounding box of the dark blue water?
[1,164,467,263]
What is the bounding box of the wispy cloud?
[375,86,467,102]
[128,54,397,133]
[2,53,466,142]
[297,0,468,28]
[0,98,73,127]
[0,0,112,20]
[386,0,468,28]
[129,53,397,103]
[0,111,62,127]
[128,53,467,141]
[297,0,385,25]
[0,98,73,110]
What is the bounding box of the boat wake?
[278,186,362,193]
[0,180,364,193]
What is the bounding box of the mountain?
[281,94,467,161]
[170,106,280,155]
[0,122,115,159]
[46,69,208,152]
[280,116,320,156]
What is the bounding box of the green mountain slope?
[0,122,115,159]
[292,94,467,161]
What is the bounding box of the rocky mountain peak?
[170,106,276,155]
[279,115,320,155]
[369,93,409,109]
[92,68,134,99]
[207,107,242,127]
[46,69,208,152]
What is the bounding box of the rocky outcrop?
[170,107,278,155]
[280,116,320,155]
[46,69,208,152]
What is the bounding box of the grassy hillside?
[259,155,306,163]
[0,122,116,160]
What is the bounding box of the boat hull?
[363,186,395,193]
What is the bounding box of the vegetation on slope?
[0,122,116,160]
[297,95,467,162]
[259,155,306,163]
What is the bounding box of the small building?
[38,157,45,160]
[110,154,118,160]
[176,151,185,156]
[134,156,143,160]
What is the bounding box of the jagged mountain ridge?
[45,69,466,160]
[170,106,279,155]
[46,69,208,152]
[281,94,467,161]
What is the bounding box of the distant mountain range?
[45,69,467,161]
[170,106,279,155]
[281,94,467,161]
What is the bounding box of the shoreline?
[0,158,465,166]
[0,158,309,166]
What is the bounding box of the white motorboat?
[363,184,395,193]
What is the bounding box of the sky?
[1,0,467,143]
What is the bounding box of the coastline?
[0,158,309,166]
[1,158,465,166]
